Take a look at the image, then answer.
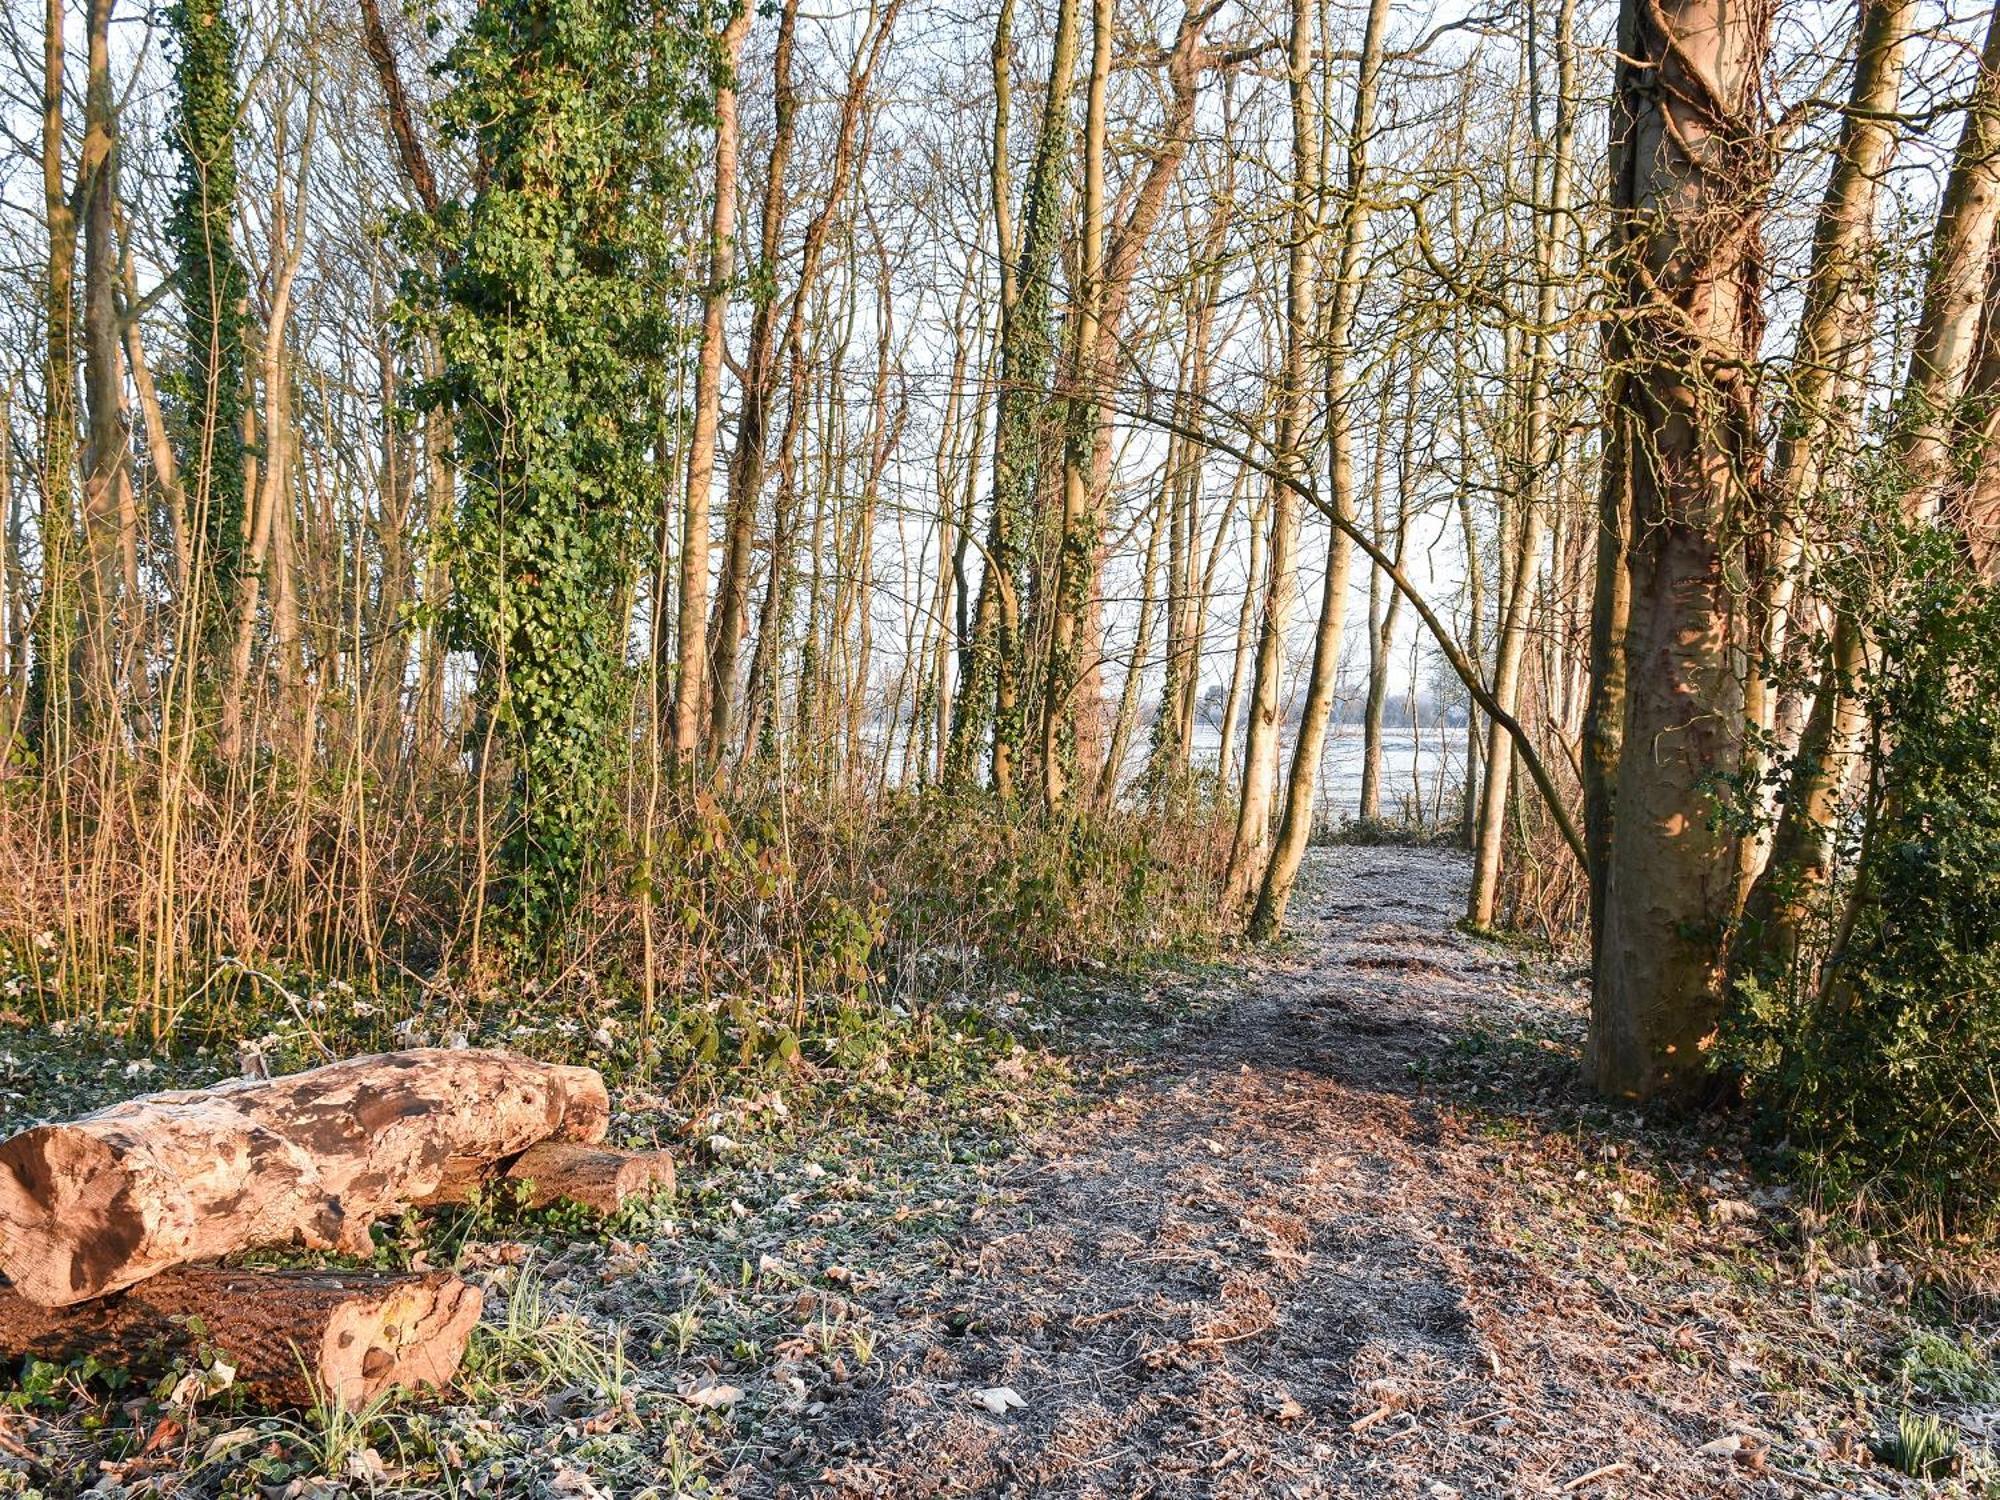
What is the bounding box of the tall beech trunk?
[1247,0,1391,938]
[1588,0,1771,1101]
[669,0,753,770]
[1040,0,1111,810]
[79,0,129,725]
[30,0,79,753]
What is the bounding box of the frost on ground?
[3,849,1995,1499]
[788,849,1995,1499]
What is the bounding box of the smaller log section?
[0,1267,482,1410]
[423,1140,677,1216]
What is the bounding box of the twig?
[1562,1461,1632,1491]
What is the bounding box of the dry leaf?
[970,1386,1026,1416]
[682,1380,744,1410]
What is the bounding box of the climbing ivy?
[166,0,249,661]
[415,0,720,945]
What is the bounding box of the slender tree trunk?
[79,0,128,729]
[1224,0,1319,908]
[1894,2,2000,524]
[1466,0,1578,926]
[1734,0,1914,969]
[31,0,80,755]
[669,0,753,770]
[1096,486,1167,803]
[1216,476,1268,791]
[1357,381,1406,823]
[1248,0,1392,938]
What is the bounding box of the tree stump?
[0,1049,608,1305]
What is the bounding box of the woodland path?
[780,848,1918,1499]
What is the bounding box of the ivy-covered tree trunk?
[28,0,80,760]
[946,0,1081,799]
[167,0,250,703]
[427,0,715,946]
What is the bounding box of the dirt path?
[785,848,1922,1499]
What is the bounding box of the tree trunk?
[1039,0,1111,810]
[1247,0,1391,938]
[669,0,754,770]
[79,0,127,727]
[948,0,1082,797]
[30,0,80,755]
[1893,2,2000,522]
[1467,0,1578,927]
[1216,477,1270,790]
[1733,0,1914,968]
[1588,0,1770,1101]
[1223,0,1319,908]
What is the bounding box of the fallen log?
[0,1266,482,1410]
[0,1049,608,1306]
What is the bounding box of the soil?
[763,848,1976,1498]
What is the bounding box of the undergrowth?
[0,787,1231,1120]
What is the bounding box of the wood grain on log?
[0,1050,607,1306]
[0,1266,482,1409]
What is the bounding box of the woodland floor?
[5,849,1998,1499]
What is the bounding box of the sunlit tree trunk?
[1224,0,1318,908]
[1039,0,1110,811]
[1734,0,1915,976]
[79,0,129,730]
[1588,0,1771,1102]
[948,0,1081,798]
[1467,0,1577,927]
[1248,0,1391,938]
[669,0,753,770]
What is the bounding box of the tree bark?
[0,1050,608,1306]
[1733,0,1914,971]
[1247,0,1391,938]
[1040,0,1111,810]
[0,1267,481,1410]
[669,0,754,769]
[1467,0,1578,927]
[1223,0,1318,907]
[1588,0,1770,1101]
